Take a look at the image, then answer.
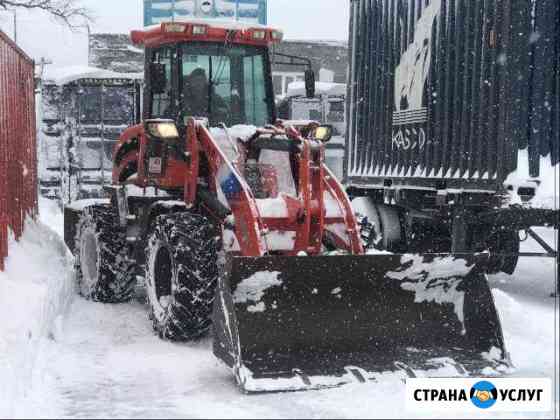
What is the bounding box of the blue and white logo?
[217,164,242,199]
[470,381,498,409]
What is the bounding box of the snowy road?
[2,201,556,418]
[34,228,558,419]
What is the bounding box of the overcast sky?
[0,0,349,68]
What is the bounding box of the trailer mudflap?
[212,254,508,392]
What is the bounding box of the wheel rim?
[80,230,99,293]
[151,243,174,314]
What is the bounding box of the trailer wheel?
[74,205,136,302]
[145,212,219,341]
[352,197,404,252]
[485,230,520,275]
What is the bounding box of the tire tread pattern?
[147,212,219,341]
[75,205,136,303]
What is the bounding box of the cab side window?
[151,48,173,118]
[243,54,268,126]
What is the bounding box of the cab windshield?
[151,42,273,127]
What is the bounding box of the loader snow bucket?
[213,254,508,393]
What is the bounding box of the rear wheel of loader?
[145,212,219,341]
[74,205,136,302]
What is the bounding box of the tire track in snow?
[40,228,558,419]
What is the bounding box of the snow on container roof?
[43,66,143,86]
[286,82,347,98]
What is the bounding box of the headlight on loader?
[313,125,333,143]
[146,121,179,139]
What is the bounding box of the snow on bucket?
[213,253,508,392]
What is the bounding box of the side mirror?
[150,62,167,95]
[305,69,316,98]
[312,125,333,143]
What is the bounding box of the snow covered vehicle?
[277,81,347,180]
[39,67,142,202]
[64,19,508,392]
[346,0,558,276]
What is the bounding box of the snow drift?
[0,204,73,418]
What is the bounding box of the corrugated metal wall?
[0,31,38,270]
[346,0,559,190]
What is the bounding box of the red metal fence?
[0,30,38,271]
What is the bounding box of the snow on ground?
[1,200,558,419]
[0,198,73,418]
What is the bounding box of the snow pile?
[0,205,73,417]
[262,231,296,251]
[503,149,559,208]
[324,191,343,218]
[209,124,257,161]
[532,156,559,208]
[209,124,257,142]
[256,196,289,218]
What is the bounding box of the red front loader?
[64,20,508,392]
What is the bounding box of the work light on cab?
[192,25,208,36]
[252,30,266,40]
[163,22,187,33]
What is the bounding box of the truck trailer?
[345,0,558,277]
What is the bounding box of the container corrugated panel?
[0,31,37,270]
[345,0,559,191]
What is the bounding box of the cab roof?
[131,19,283,48]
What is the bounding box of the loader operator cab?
[144,25,278,128]
[122,21,320,194]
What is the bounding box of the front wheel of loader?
[145,212,219,341]
[74,205,136,302]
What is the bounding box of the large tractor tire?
[74,205,136,302]
[145,212,219,341]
